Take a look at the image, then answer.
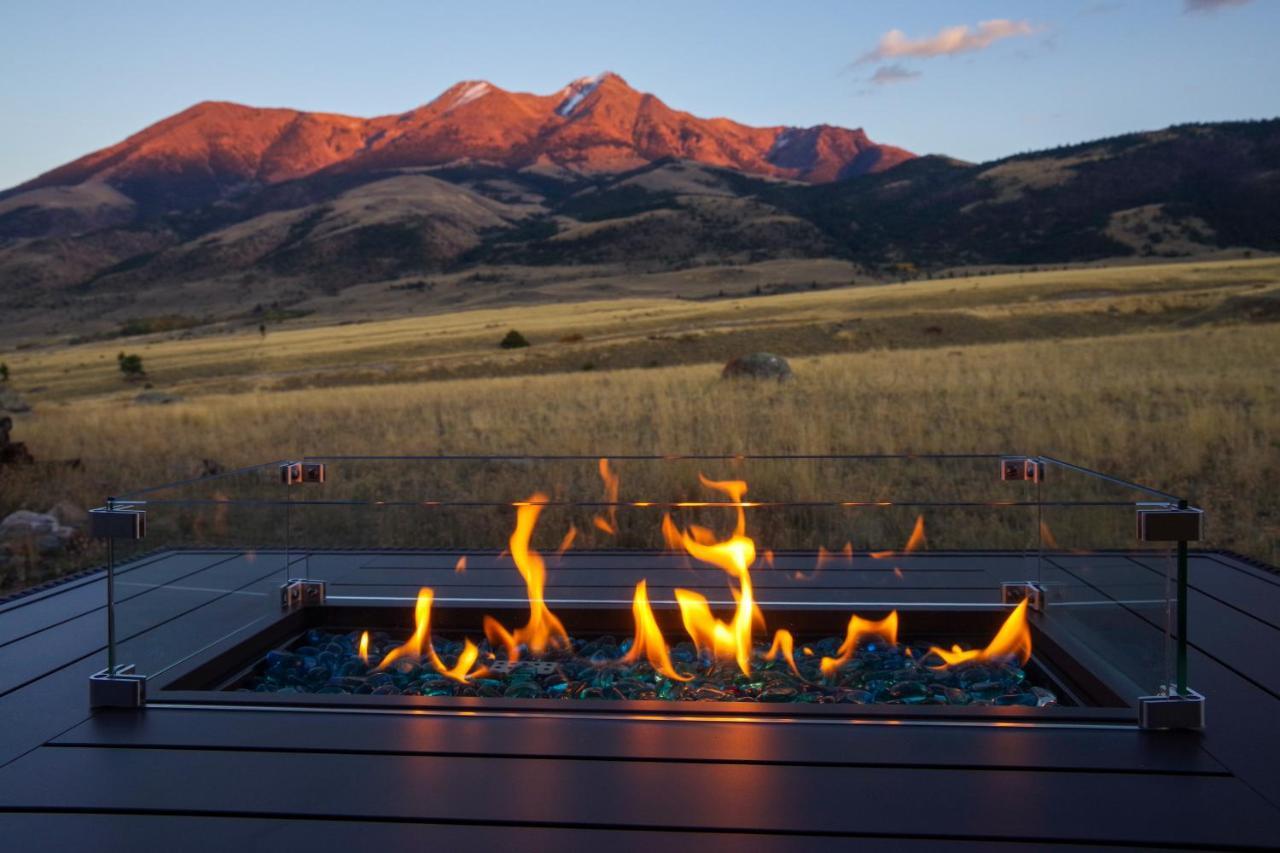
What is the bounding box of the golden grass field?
[2,257,1277,591]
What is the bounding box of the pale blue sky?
[2,0,1277,190]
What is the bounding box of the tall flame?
[667,475,758,674]
[927,599,1032,667]
[592,457,620,535]
[622,580,691,681]
[377,588,484,682]
[358,630,370,665]
[484,493,570,661]
[820,611,900,677]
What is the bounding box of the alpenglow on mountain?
[6,72,913,211]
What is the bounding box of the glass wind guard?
[100,455,1188,719]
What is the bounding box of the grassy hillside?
[1,121,1276,345]
[1,258,1276,592]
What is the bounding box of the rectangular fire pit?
[91,455,1205,728]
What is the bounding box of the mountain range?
[0,72,1276,341]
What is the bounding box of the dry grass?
[2,258,1277,591]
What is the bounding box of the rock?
[721,352,794,382]
[0,510,79,555]
[134,391,183,405]
[47,500,89,529]
[0,387,30,413]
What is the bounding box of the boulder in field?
[0,510,80,556]
[721,352,794,382]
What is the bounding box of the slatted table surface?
[1,549,1279,851]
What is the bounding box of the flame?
[763,549,775,568]
[377,588,484,682]
[454,556,467,574]
[765,629,802,678]
[820,611,900,677]
[927,599,1032,667]
[794,541,854,581]
[557,524,578,557]
[358,630,370,665]
[622,580,691,681]
[483,494,570,661]
[667,475,758,674]
[871,515,926,558]
[661,513,685,550]
[592,457,620,535]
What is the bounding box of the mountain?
[0,74,1276,344]
[3,72,911,221]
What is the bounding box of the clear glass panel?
[1036,459,1177,700]
[109,492,292,681]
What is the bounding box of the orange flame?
[556,524,578,557]
[592,457,620,535]
[377,588,484,682]
[794,541,853,581]
[871,515,926,559]
[622,580,691,681]
[765,629,802,678]
[927,599,1032,667]
[454,556,467,574]
[484,494,570,662]
[668,475,758,674]
[358,630,370,665]
[661,513,685,550]
[820,611,900,677]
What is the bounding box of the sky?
[2,0,1277,190]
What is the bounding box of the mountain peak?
[7,72,913,199]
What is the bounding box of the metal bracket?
[280,461,326,485]
[89,664,146,708]
[280,578,326,611]
[1001,581,1046,612]
[1137,504,1203,542]
[1138,688,1206,730]
[89,507,146,539]
[1001,457,1045,483]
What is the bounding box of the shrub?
[500,330,530,349]
[0,363,7,382]
[117,352,145,378]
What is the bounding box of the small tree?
[117,352,145,379]
[499,330,530,349]
[0,362,8,382]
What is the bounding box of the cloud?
[857,19,1040,64]
[1184,0,1253,11]
[869,64,921,86]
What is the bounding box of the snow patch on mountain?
[556,73,606,117]
[449,82,491,111]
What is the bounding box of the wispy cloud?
[856,19,1040,65]
[869,64,921,86]
[1184,0,1253,11]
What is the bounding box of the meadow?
[2,257,1277,591]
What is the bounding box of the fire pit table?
[88,454,1204,729]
